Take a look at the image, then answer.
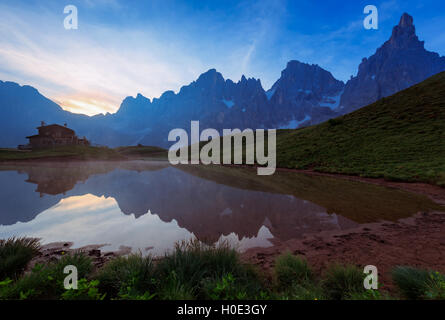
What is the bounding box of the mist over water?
[0,161,439,255]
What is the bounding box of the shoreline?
[5,159,445,291]
[27,210,445,293]
[26,242,131,273]
[222,163,445,205]
[243,210,445,292]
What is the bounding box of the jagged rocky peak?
[388,13,423,49]
[195,68,225,87]
[136,93,149,101]
[120,93,150,106]
[177,68,227,98]
[239,74,259,83]
[272,60,344,97]
[339,13,445,113]
[116,93,151,117]
[238,74,264,93]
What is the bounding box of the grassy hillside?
[275,71,445,186]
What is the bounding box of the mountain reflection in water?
[0,161,441,254]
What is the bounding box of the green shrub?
[61,279,106,300]
[200,273,245,300]
[156,240,237,288]
[157,270,195,300]
[392,266,445,300]
[327,118,343,127]
[155,240,263,299]
[274,252,312,289]
[346,289,391,300]
[201,272,271,300]
[46,251,93,279]
[0,251,92,300]
[279,282,326,300]
[425,271,445,300]
[95,254,155,299]
[322,264,365,300]
[391,266,431,299]
[0,237,40,280]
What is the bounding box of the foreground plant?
[425,271,445,299]
[61,279,106,300]
[392,266,445,300]
[0,251,92,300]
[96,254,156,299]
[155,240,264,299]
[274,252,313,288]
[0,237,41,280]
[0,237,443,300]
[322,264,366,300]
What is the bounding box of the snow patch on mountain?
[265,87,276,100]
[278,115,311,129]
[320,90,343,110]
[222,99,234,108]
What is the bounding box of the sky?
[0,0,444,116]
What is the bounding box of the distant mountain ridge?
[0,13,444,148]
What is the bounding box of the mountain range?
[0,13,444,148]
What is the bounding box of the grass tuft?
[155,240,264,299]
[322,264,365,300]
[0,251,92,300]
[96,254,155,299]
[391,266,445,300]
[274,252,313,289]
[0,237,41,280]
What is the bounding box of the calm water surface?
[0,161,441,255]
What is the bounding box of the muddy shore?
[240,169,445,291]
[30,211,445,293]
[243,211,445,291]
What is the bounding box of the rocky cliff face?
[119,63,343,146]
[339,13,445,113]
[267,60,344,128]
[132,69,274,146]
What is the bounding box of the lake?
[0,161,441,255]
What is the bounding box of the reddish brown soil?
[27,242,131,272]
[236,165,445,293]
[243,211,445,292]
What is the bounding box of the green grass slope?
[276,71,445,186]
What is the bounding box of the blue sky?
[0,0,444,115]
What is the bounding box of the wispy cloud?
[0,0,443,115]
[0,3,204,115]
